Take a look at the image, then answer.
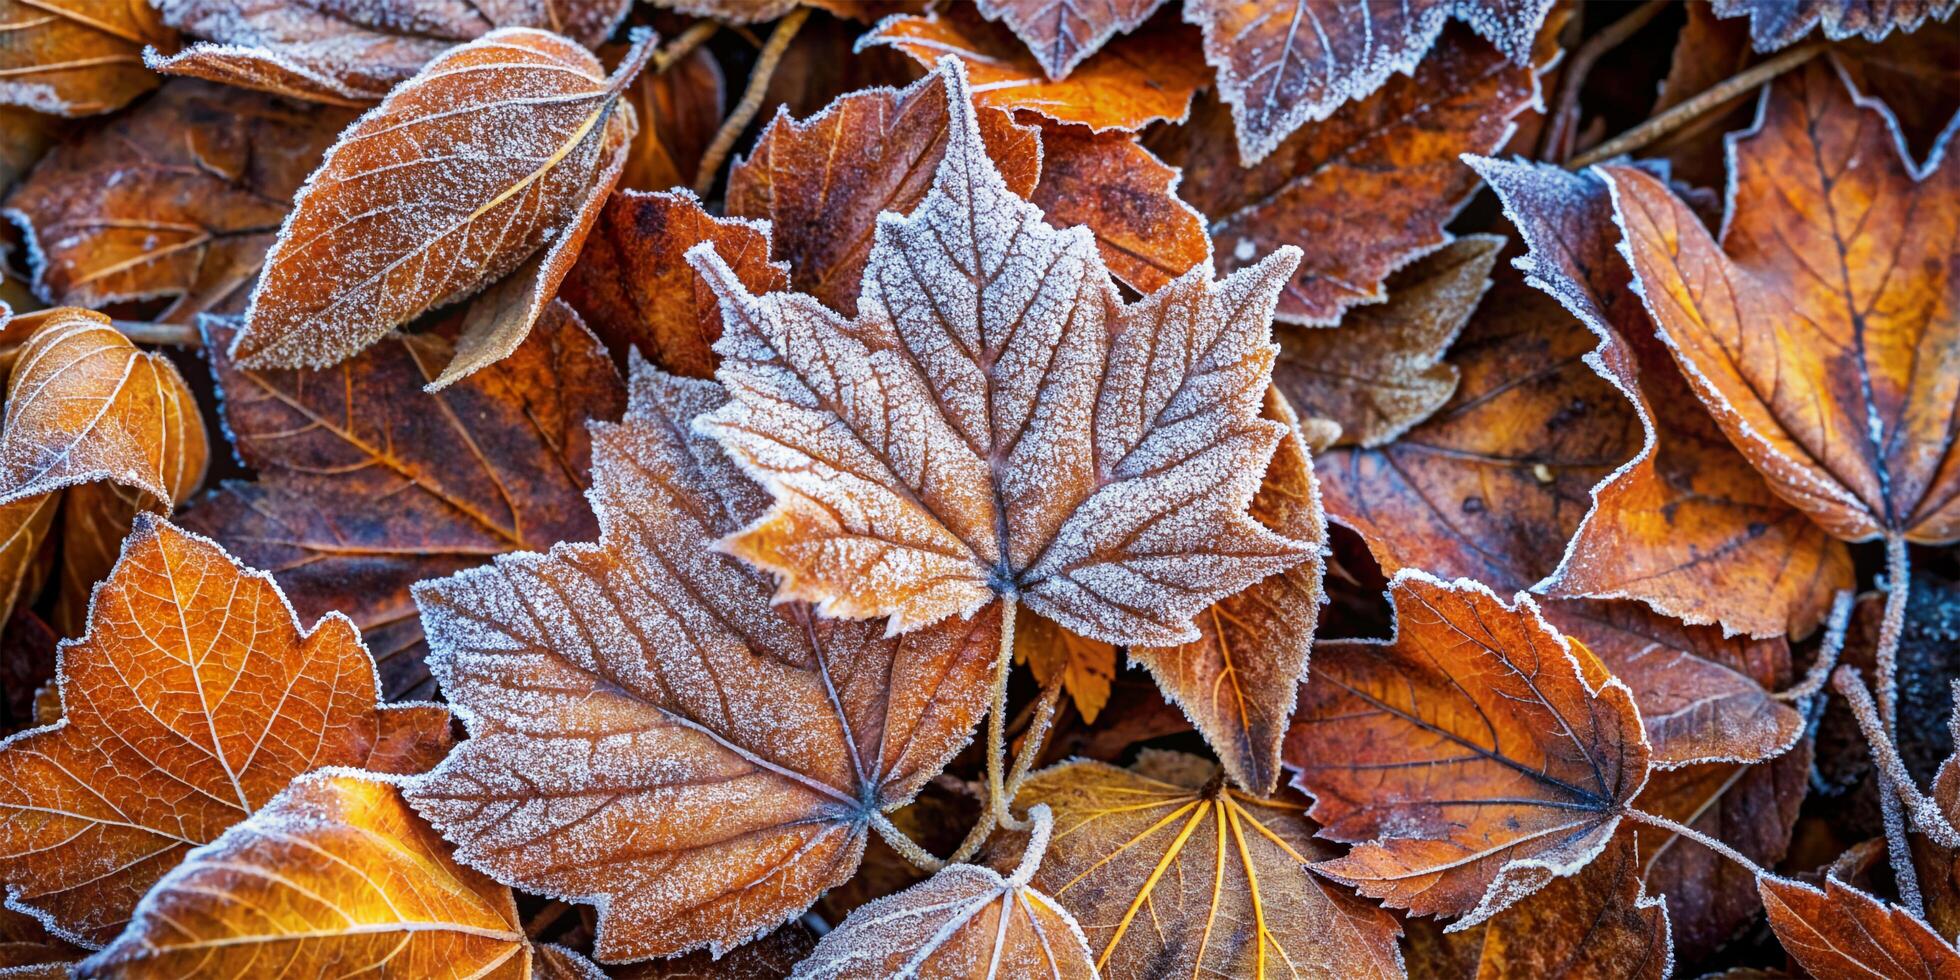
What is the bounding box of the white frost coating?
[974,0,1167,81]
[1185,0,1556,165]
[1712,0,1957,51]
[144,40,385,103]
[692,56,1310,646]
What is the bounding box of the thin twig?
[1835,666,1939,915]
[692,8,809,196]
[1623,807,1769,878]
[1775,589,1855,703]
[942,667,1062,868]
[1545,0,1669,163]
[1566,41,1826,170]
[1876,534,1912,735]
[1835,667,1960,847]
[525,900,570,940]
[653,20,720,73]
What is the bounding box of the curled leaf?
[0,0,174,115]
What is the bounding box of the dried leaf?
[1157,22,1549,326]
[974,0,1164,80]
[0,106,54,196]
[1028,122,1210,295]
[647,0,795,23]
[792,809,1096,978]
[1604,58,1960,545]
[77,771,535,977]
[1286,572,1652,924]
[1758,876,1960,979]
[0,517,451,945]
[611,923,819,979]
[1473,832,1672,979]
[146,0,631,106]
[1183,0,1553,163]
[725,69,1042,317]
[179,304,624,700]
[0,0,174,115]
[618,44,723,192]
[1014,606,1117,724]
[862,7,1205,133]
[560,189,787,378]
[232,27,647,388]
[1712,0,1956,51]
[404,364,1001,961]
[1013,751,1403,977]
[3,81,353,323]
[1131,387,1325,794]
[693,58,1308,645]
[1274,235,1499,448]
[0,609,53,733]
[0,496,53,640]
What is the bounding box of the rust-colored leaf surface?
[1014,751,1402,978]
[725,69,1042,318]
[1478,156,1853,639]
[4,81,353,324]
[1712,0,1956,50]
[976,0,1165,80]
[1274,235,1499,448]
[612,923,818,979]
[147,0,630,106]
[1183,0,1553,164]
[0,0,174,115]
[79,771,533,978]
[561,189,786,378]
[862,7,1205,133]
[1014,605,1117,724]
[179,304,623,701]
[1131,388,1325,794]
[1472,832,1671,979]
[404,365,1001,962]
[232,27,646,388]
[0,517,451,945]
[1606,58,1960,545]
[1286,572,1652,924]
[617,43,722,193]
[1157,23,1548,326]
[1029,122,1210,295]
[694,59,1308,645]
[793,811,1097,979]
[1759,876,1960,979]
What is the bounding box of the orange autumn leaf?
[0,518,452,945]
[611,923,818,979]
[5,81,354,324]
[1156,22,1550,326]
[793,808,1096,978]
[975,0,1165,80]
[692,58,1309,644]
[404,366,1001,962]
[862,7,1205,133]
[0,0,174,116]
[146,0,631,106]
[561,189,787,379]
[1712,0,1956,50]
[232,27,650,388]
[1471,832,1671,979]
[725,69,1041,317]
[1013,751,1403,978]
[1028,122,1210,295]
[616,43,723,193]
[1013,605,1116,724]
[1182,0,1554,163]
[179,304,625,701]
[77,772,530,977]
[1475,156,1853,639]
[1131,387,1325,794]
[1605,58,1960,546]
[1286,572,1652,924]
[1758,875,1960,979]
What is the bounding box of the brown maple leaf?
[1013,606,1117,724]
[0,309,208,633]
[1286,572,1652,924]
[1028,122,1210,295]
[560,189,788,379]
[691,57,1309,645]
[1154,20,1550,326]
[404,365,1001,962]
[0,517,451,945]
[862,7,1205,134]
[1759,875,1960,979]
[4,81,354,324]
[792,807,1097,978]
[1465,831,1672,979]
[1182,0,1554,164]
[146,0,630,106]
[1712,0,1956,50]
[0,0,174,116]
[1605,58,1960,548]
[231,27,651,388]
[974,0,1165,80]
[77,771,551,978]
[1012,750,1402,978]
[179,303,624,701]
[1474,156,1854,640]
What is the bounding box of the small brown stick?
[1834,666,1934,915]
[1566,41,1825,170]
[1544,0,1669,163]
[1835,667,1960,847]
[653,20,720,73]
[692,8,810,197]
[525,900,570,939]
[1622,807,1769,878]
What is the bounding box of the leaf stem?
[1833,665,1944,914]
[871,813,948,874]
[1774,589,1854,703]
[988,595,1027,832]
[1007,804,1054,886]
[1566,41,1825,170]
[1622,807,1768,878]
[692,8,809,197]
[1876,534,1911,735]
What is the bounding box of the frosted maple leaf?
[688,56,1312,646]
